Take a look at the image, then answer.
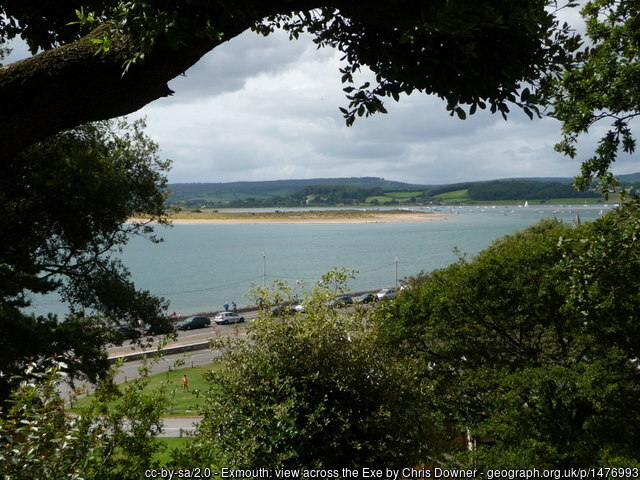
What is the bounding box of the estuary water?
[29,204,610,317]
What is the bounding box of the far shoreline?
[129,209,449,225]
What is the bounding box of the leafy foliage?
[2,1,580,128]
[0,358,169,480]
[257,2,577,125]
[182,270,442,472]
[547,1,640,191]
[0,118,172,403]
[377,207,640,468]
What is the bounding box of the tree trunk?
[0,22,251,162]
[0,0,356,161]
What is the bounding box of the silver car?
[376,288,398,301]
[214,311,245,325]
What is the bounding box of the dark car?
[327,295,354,308]
[354,292,376,304]
[141,320,175,336]
[112,325,142,340]
[176,315,211,330]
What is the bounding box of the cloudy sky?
[7,8,638,186]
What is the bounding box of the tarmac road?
[108,309,260,360]
[59,311,262,436]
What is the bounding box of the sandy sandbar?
[130,212,448,225]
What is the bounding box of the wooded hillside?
[165,175,638,207]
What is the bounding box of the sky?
[5,7,639,186]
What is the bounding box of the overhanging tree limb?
[0,23,247,161]
[0,0,567,162]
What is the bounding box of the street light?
[395,256,398,287]
[262,252,267,287]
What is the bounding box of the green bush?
[378,204,640,469]
[183,270,442,472]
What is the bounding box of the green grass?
[385,191,422,199]
[434,189,471,201]
[70,363,219,417]
[154,437,190,465]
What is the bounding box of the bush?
[0,357,170,480]
[184,270,442,472]
[378,206,640,469]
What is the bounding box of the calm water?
[29,205,610,316]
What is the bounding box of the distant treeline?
[465,180,601,201]
[208,185,386,208]
[167,177,426,207]
[293,185,385,204]
[165,176,635,208]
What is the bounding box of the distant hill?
[166,174,639,207]
[618,172,640,183]
[505,172,640,184]
[167,177,431,206]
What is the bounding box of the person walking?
[181,374,189,391]
[223,302,229,312]
[231,301,237,313]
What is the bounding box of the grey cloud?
[163,30,333,102]
[136,23,625,186]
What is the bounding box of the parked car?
[141,320,175,336]
[327,295,354,307]
[376,288,398,301]
[355,292,376,304]
[112,325,142,340]
[176,315,211,330]
[214,311,245,325]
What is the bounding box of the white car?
[376,288,398,301]
[214,311,245,325]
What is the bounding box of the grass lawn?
[154,437,190,465]
[70,362,219,417]
[434,189,471,202]
[385,191,422,199]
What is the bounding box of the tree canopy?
[0,118,172,402]
[376,207,640,468]
[547,1,640,189]
[181,270,442,472]
[0,0,575,162]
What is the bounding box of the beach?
[130,210,449,225]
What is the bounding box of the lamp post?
[395,256,399,287]
[262,252,267,287]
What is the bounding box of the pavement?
[61,312,259,437]
[160,416,202,438]
[63,297,375,437]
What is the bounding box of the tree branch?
[0,22,249,162]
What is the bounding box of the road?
[61,311,260,396]
[108,309,260,360]
[59,311,261,437]
[62,304,368,437]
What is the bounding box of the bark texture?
[0,23,249,162]
[0,0,350,161]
